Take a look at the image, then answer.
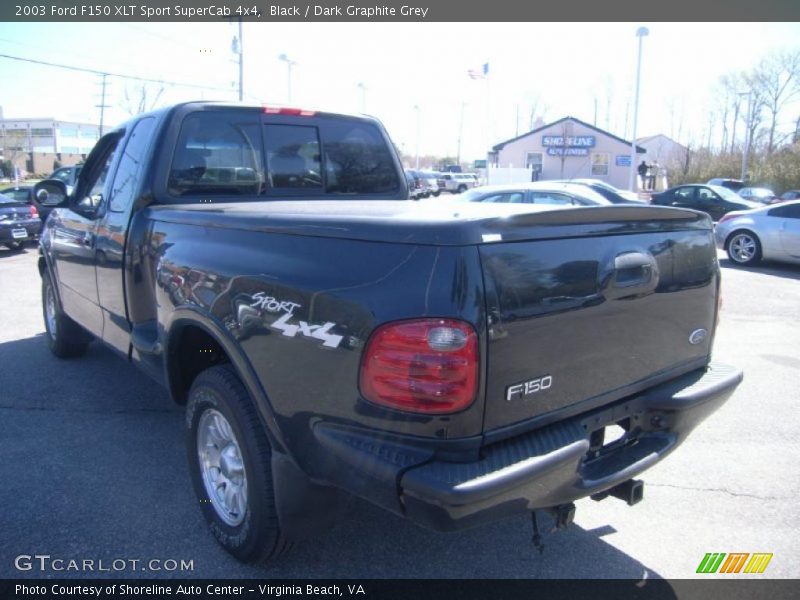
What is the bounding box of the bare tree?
[752,48,800,153]
[121,83,166,116]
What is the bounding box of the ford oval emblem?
[689,329,708,345]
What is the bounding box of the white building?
[0,118,100,155]
[636,134,689,171]
[488,116,646,190]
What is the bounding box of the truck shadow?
[718,257,800,281]
[0,334,671,585]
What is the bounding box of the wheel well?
[168,325,230,404]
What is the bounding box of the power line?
[0,52,233,93]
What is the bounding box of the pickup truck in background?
[35,102,742,564]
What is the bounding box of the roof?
[636,133,689,151]
[491,116,646,153]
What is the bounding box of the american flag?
[467,63,489,79]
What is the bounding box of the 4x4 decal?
[249,292,343,348]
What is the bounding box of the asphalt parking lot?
[1,245,798,580]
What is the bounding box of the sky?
[1,22,799,163]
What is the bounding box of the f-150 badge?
[506,375,553,401]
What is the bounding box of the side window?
[264,125,322,190]
[697,188,716,202]
[480,194,509,203]
[674,187,694,201]
[322,121,400,194]
[169,112,264,197]
[109,117,155,212]
[768,204,800,219]
[530,192,574,206]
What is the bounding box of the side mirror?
[33,179,69,207]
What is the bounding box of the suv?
[707,178,745,192]
[50,165,83,195]
[442,172,479,193]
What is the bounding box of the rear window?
[168,112,264,196]
[168,111,400,198]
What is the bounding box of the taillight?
[30,205,39,218]
[263,106,316,116]
[359,318,478,414]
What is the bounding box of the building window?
[30,128,54,137]
[591,152,609,176]
[526,152,543,169]
[60,127,78,138]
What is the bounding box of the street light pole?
[414,105,420,170]
[739,91,753,182]
[456,101,466,166]
[628,26,649,192]
[278,53,296,104]
[357,82,367,113]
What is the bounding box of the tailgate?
[480,216,718,434]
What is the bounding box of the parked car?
[714,200,800,266]
[555,178,642,204]
[419,171,441,197]
[451,182,613,206]
[50,165,82,195]
[441,172,479,193]
[738,187,779,205]
[707,178,745,192]
[34,101,741,565]
[651,184,760,221]
[0,192,41,250]
[779,190,800,202]
[405,169,429,199]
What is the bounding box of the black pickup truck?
[35,102,742,563]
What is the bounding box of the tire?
[433,191,440,197]
[726,230,762,265]
[457,185,467,193]
[186,364,291,563]
[4,241,24,251]
[42,271,91,358]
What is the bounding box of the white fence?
[485,166,535,186]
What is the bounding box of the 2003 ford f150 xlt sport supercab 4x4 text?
[34,102,742,563]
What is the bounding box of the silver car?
[714,200,800,266]
[447,181,613,206]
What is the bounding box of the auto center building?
[488,116,646,190]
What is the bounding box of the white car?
[441,173,479,194]
[714,200,800,266]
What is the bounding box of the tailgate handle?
[611,251,658,292]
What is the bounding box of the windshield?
[711,185,751,202]
[0,193,18,205]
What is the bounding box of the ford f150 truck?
[35,102,742,564]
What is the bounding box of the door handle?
[82,232,95,248]
[605,251,659,299]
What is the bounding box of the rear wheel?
[727,230,762,265]
[187,364,291,563]
[4,241,24,251]
[42,271,91,358]
[457,184,467,193]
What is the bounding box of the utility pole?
[515,104,519,136]
[357,82,367,113]
[414,105,420,170]
[456,101,465,165]
[740,91,753,182]
[231,20,243,101]
[96,73,110,135]
[593,98,598,126]
[237,19,243,101]
[628,26,649,192]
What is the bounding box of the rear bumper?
[314,362,742,532]
[0,220,41,243]
[401,362,741,530]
